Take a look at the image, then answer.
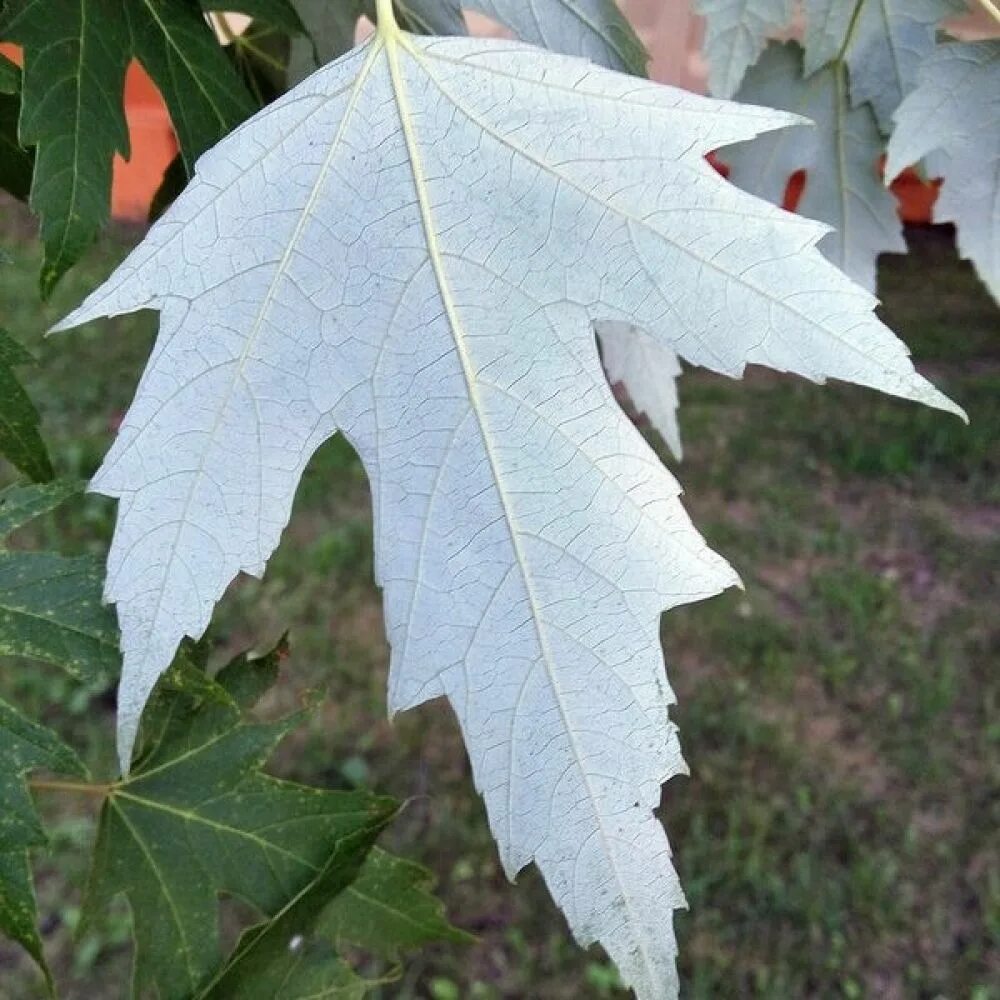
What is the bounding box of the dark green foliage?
[0,0,248,294]
[316,846,475,959]
[124,1,256,172]
[0,480,82,536]
[0,697,86,990]
[0,0,309,293]
[214,632,287,708]
[0,327,52,481]
[0,625,464,998]
[0,632,466,997]
[200,837,384,999]
[202,846,473,997]
[0,0,131,296]
[0,477,118,680]
[0,544,118,676]
[83,649,397,998]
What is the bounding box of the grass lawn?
[1,198,998,999]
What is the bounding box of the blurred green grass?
[1,204,998,999]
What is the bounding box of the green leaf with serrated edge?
[198,822,395,999]
[83,652,397,1000]
[0,479,82,537]
[207,938,367,1000]
[186,642,466,997]
[127,0,257,172]
[0,0,259,293]
[319,846,472,958]
[0,328,53,482]
[214,633,288,708]
[0,548,119,679]
[0,0,131,297]
[0,696,87,991]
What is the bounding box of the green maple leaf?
[203,842,473,997]
[1,629,465,996]
[0,328,53,483]
[0,0,132,297]
[199,847,473,1000]
[199,839,386,999]
[0,331,118,681]
[83,646,399,999]
[318,846,474,960]
[0,479,82,537]
[0,0,299,295]
[192,640,472,997]
[0,696,87,992]
[0,481,120,680]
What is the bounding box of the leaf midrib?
[386,32,661,984]
[113,788,322,867]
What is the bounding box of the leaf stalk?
[375,0,401,39]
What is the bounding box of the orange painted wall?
[112,62,178,222]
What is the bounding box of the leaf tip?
[913,379,967,424]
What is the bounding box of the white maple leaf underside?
[597,321,684,460]
[886,40,1000,304]
[696,0,793,99]
[57,23,962,1000]
[804,0,964,130]
[725,42,905,292]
